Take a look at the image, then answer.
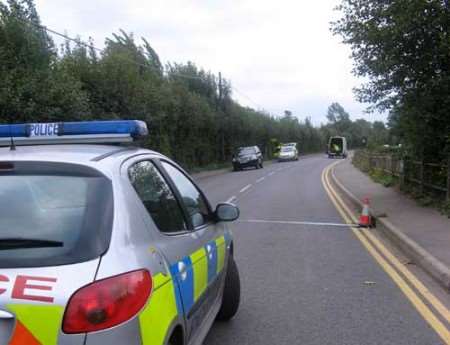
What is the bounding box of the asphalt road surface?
[198,154,445,345]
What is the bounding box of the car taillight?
[62,270,152,334]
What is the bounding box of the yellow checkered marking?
[7,304,64,345]
[190,247,208,301]
[216,235,226,273]
[139,235,227,344]
[139,273,177,345]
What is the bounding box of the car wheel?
[260,161,264,168]
[216,256,240,321]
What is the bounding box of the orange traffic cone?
[359,198,372,228]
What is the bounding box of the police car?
[0,120,241,345]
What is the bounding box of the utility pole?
[218,72,223,105]
[217,72,225,161]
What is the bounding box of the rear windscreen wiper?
[0,238,64,250]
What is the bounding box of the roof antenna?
[9,125,16,151]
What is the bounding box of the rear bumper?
[233,160,258,168]
[328,152,344,157]
[278,156,296,161]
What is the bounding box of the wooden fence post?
[419,160,425,195]
[399,159,405,189]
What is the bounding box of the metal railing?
[353,151,450,202]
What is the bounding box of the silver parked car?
[0,120,241,345]
[278,146,298,162]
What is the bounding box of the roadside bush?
[440,201,450,218]
[369,169,396,188]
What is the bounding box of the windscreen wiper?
[0,238,64,250]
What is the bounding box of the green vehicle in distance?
[328,136,348,158]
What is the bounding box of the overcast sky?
[34,0,386,125]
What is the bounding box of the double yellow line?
[321,161,450,344]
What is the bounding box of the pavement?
[333,156,450,290]
[194,154,447,345]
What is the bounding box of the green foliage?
[323,103,392,149]
[369,169,397,188]
[0,0,89,122]
[352,151,371,173]
[1,0,387,170]
[332,0,450,162]
[440,200,450,218]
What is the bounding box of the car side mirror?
[215,203,240,222]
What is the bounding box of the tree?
[0,0,89,122]
[326,102,352,134]
[332,0,450,160]
[0,0,388,169]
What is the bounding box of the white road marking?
[256,176,265,183]
[226,196,237,203]
[268,172,275,176]
[239,219,358,227]
[239,184,252,193]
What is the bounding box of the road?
[197,154,446,345]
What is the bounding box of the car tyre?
[216,256,240,321]
[260,161,264,168]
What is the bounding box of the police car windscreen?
[0,163,113,268]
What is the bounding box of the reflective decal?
[215,236,226,273]
[139,273,178,345]
[206,242,218,283]
[0,275,57,303]
[8,320,40,345]
[28,123,60,137]
[190,247,208,302]
[0,274,9,295]
[170,257,194,314]
[11,276,57,303]
[7,304,64,345]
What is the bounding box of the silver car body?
[278,146,298,161]
[0,144,233,345]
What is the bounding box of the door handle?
[0,310,13,319]
[178,261,188,281]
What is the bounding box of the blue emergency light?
[0,120,148,146]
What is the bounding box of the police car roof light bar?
[0,120,148,146]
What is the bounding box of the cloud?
[34,0,386,124]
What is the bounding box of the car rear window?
[0,162,113,268]
[238,147,255,155]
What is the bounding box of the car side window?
[161,161,211,228]
[129,160,187,233]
